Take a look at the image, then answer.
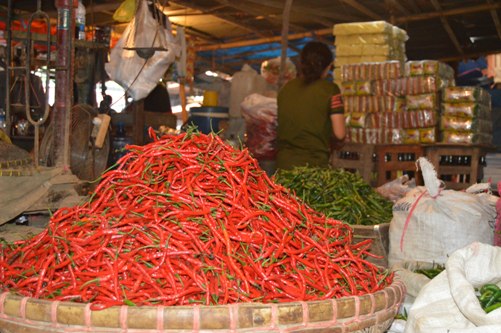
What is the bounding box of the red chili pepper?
[0,131,393,309]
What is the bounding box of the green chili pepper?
[274,166,394,225]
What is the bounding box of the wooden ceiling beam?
[197,28,332,51]
[210,0,312,34]
[487,0,501,40]
[395,2,501,24]
[400,0,421,14]
[430,0,463,55]
[243,0,364,22]
[339,0,382,20]
[385,0,411,16]
[167,0,266,38]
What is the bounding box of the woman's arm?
[330,113,346,141]
[330,93,345,141]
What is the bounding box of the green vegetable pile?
[414,264,445,279]
[274,166,393,225]
[477,283,501,313]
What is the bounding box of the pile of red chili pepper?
[0,129,393,310]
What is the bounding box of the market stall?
[0,1,500,333]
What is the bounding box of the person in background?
[276,41,345,170]
[143,80,173,113]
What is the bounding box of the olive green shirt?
[276,77,343,170]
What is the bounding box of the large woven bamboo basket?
[0,279,404,333]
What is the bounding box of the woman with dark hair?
[276,41,345,170]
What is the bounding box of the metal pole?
[5,0,12,133]
[53,0,76,169]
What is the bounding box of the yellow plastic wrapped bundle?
[340,80,373,96]
[405,60,455,80]
[406,93,439,110]
[333,21,395,36]
[440,87,493,144]
[441,131,492,144]
[440,116,492,133]
[335,34,393,46]
[443,86,491,105]
[441,103,491,119]
[336,44,393,57]
[341,61,402,81]
[343,95,405,113]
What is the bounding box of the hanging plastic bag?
[112,0,137,23]
[240,93,277,160]
[105,0,181,101]
[376,174,416,203]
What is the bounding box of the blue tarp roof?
[196,36,335,75]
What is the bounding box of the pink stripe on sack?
[400,190,426,252]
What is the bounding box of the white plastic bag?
[241,93,277,160]
[376,174,416,203]
[406,242,501,333]
[229,64,267,118]
[388,157,495,267]
[105,0,181,101]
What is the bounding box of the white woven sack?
[406,242,501,333]
[388,157,495,267]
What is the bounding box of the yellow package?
[333,21,394,35]
[112,0,137,23]
[419,128,437,144]
[335,33,391,45]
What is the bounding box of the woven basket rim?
[0,278,406,331]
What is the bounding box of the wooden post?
[179,78,188,124]
[53,0,77,169]
[278,0,293,89]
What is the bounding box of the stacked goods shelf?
[340,60,454,146]
[440,86,493,145]
[401,60,455,145]
[423,86,494,189]
[332,21,407,85]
